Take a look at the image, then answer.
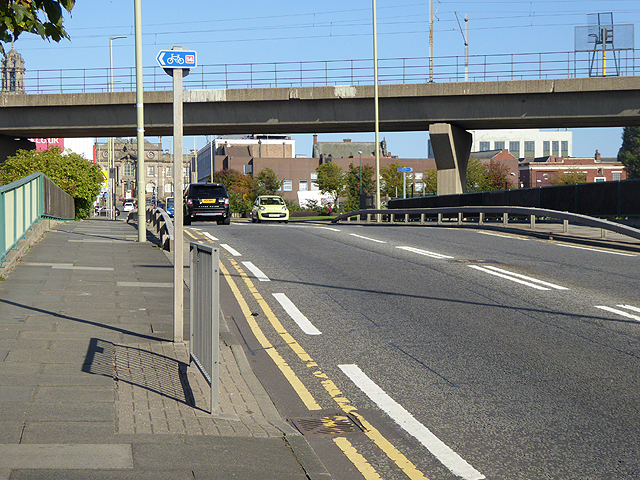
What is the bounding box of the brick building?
[518,151,627,188]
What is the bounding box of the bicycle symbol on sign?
[167,53,185,65]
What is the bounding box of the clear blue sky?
[10,0,639,158]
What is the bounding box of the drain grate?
[290,413,364,436]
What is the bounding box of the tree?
[466,157,490,192]
[315,162,345,209]
[0,1,75,55]
[213,169,258,214]
[423,169,437,194]
[618,126,640,179]
[256,167,282,195]
[548,171,587,185]
[486,160,513,190]
[344,162,375,212]
[0,146,103,219]
[380,162,411,198]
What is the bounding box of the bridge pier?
[0,135,35,163]
[428,123,472,196]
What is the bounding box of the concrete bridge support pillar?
[0,135,35,164]
[428,123,472,196]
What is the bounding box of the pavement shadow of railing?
[82,338,196,409]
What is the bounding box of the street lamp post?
[108,36,126,220]
[358,150,363,196]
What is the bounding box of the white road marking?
[468,265,549,290]
[272,293,321,335]
[314,226,341,232]
[21,262,114,271]
[338,364,485,480]
[396,246,454,259]
[203,232,218,242]
[477,231,529,241]
[242,261,270,282]
[620,304,640,313]
[220,244,241,256]
[594,305,640,322]
[555,243,636,257]
[481,265,568,290]
[350,234,386,244]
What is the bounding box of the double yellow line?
[220,254,429,480]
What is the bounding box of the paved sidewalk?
[0,218,328,480]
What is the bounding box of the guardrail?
[189,242,220,415]
[23,49,640,94]
[1,173,44,263]
[145,207,174,251]
[332,206,640,243]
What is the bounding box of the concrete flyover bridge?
[1,68,639,194]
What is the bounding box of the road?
[184,220,640,480]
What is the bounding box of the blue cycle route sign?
[397,167,413,173]
[156,50,197,69]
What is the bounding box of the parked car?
[251,195,289,223]
[123,201,136,212]
[183,183,230,225]
[165,197,174,217]
[95,206,120,217]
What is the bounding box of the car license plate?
[202,199,216,204]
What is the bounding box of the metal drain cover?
[290,413,364,436]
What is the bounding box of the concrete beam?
[429,123,472,195]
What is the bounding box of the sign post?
[157,45,197,343]
[397,167,413,199]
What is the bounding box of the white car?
[123,201,135,212]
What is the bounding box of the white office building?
[428,129,573,159]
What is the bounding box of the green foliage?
[548,171,587,185]
[423,169,437,194]
[380,162,412,198]
[315,162,345,208]
[485,159,513,190]
[0,146,103,219]
[256,167,282,195]
[344,163,375,212]
[213,169,258,213]
[0,1,75,54]
[466,157,490,192]
[618,126,640,179]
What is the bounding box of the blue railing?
[1,173,44,263]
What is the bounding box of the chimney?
[313,134,318,145]
[343,139,351,143]
[595,150,601,161]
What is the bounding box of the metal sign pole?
[173,68,184,343]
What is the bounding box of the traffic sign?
[397,167,413,173]
[156,50,197,69]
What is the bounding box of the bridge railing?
[24,49,640,94]
[332,206,640,244]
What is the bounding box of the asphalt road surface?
[186,220,640,480]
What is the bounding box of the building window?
[165,167,172,177]
[310,172,318,180]
[479,141,490,151]
[543,141,550,157]
[561,141,569,157]
[494,141,505,150]
[244,164,253,175]
[124,161,134,176]
[524,141,535,158]
[552,141,559,157]
[509,141,520,156]
[164,183,173,194]
[282,180,292,191]
[299,180,308,191]
[595,177,606,183]
[612,171,622,181]
[147,166,155,177]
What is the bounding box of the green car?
[251,195,289,223]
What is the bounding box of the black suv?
[183,183,231,225]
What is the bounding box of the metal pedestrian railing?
[23,48,640,94]
[1,173,44,263]
[189,242,220,415]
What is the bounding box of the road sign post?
[397,167,413,199]
[158,45,197,344]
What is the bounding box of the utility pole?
[429,0,433,83]
[455,12,469,82]
[134,0,146,242]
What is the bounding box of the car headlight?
[259,206,266,211]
